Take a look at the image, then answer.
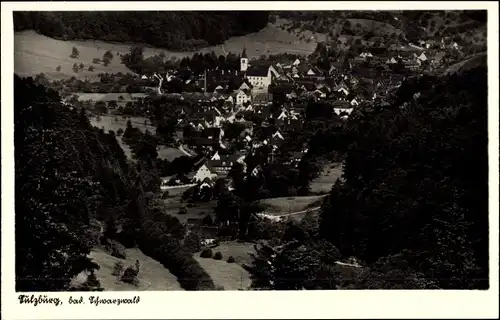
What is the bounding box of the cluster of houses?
[156,35,462,193]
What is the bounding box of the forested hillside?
[243,66,488,290]
[13,11,270,51]
[15,75,134,290]
[15,75,214,291]
[275,10,486,50]
[318,66,489,289]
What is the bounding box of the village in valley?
[75,35,466,191]
[13,10,489,292]
[68,33,469,247]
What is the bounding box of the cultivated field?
[309,162,344,194]
[89,247,183,291]
[256,195,327,215]
[15,22,317,80]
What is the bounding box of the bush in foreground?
[112,261,124,276]
[227,256,236,263]
[121,266,139,285]
[213,252,223,260]
[200,248,213,258]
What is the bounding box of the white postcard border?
[2,2,499,319]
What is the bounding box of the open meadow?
[89,115,186,161]
[195,253,252,291]
[156,185,217,224]
[256,194,327,215]
[89,247,183,291]
[15,21,317,80]
[309,162,344,194]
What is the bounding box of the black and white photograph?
[2,1,499,319]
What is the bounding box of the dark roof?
[332,100,351,108]
[270,83,295,94]
[191,137,219,146]
[241,48,248,59]
[299,82,317,91]
[253,93,272,103]
[318,86,330,94]
[246,66,269,77]
[203,127,221,138]
[238,78,253,88]
[207,159,234,168]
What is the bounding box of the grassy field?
[210,241,256,266]
[195,254,252,290]
[89,247,183,291]
[256,195,327,215]
[309,162,344,194]
[194,241,256,290]
[157,185,217,223]
[442,52,487,76]
[89,115,185,161]
[15,23,316,80]
[75,92,148,102]
[157,147,186,161]
[90,115,155,133]
[161,200,217,224]
[15,31,134,80]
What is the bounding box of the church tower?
[240,47,248,72]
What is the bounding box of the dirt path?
[256,206,322,221]
[178,145,194,157]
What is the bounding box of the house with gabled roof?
[244,63,276,91]
[192,163,218,183]
[207,157,234,175]
[306,66,322,76]
[272,130,285,141]
[386,57,398,64]
[238,79,252,91]
[234,89,251,105]
[213,84,225,94]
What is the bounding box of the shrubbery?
[184,233,201,253]
[227,256,236,263]
[200,248,213,258]
[121,266,139,285]
[112,261,124,276]
[213,252,223,260]
[139,220,215,290]
[109,241,127,259]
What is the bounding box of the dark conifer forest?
[318,66,489,289]
[13,11,270,50]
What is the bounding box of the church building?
[240,48,277,92]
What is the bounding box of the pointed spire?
[241,46,248,59]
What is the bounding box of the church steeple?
[240,46,248,72]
